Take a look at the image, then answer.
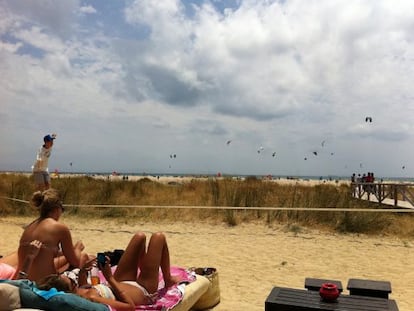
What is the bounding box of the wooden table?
[265,287,399,311]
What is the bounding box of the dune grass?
[1,173,414,237]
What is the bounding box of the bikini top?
[93,284,116,300]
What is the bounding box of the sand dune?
[0,216,412,311]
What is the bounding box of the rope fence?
[2,196,414,213]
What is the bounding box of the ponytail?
[30,188,61,218]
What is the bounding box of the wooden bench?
[347,278,392,299]
[304,278,343,293]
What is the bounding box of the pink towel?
[0,263,16,280]
[100,266,195,311]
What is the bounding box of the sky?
[1,0,414,177]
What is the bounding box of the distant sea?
[3,170,414,183]
[58,171,414,183]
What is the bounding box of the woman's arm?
[78,258,96,286]
[99,259,135,311]
[58,223,82,268]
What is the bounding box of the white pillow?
[0,283,21,311]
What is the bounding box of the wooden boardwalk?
[351,182,414,209]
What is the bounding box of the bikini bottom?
[121,281,159,304]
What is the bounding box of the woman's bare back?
[17,218,71,281]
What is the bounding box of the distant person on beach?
[32,133,57,190]
[13,188,90,282]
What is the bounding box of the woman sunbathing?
[43,232,179,311]
[13,188,89,281]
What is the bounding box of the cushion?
[173,275,210,311]
[0,283,21,310]
[1,280,109,311]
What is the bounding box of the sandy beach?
[0,216,412,311]
[92,173,350,184]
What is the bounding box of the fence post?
[394,185,398,206]
[378,184,382,203]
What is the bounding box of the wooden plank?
[359,193,414,209]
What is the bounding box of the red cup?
[319,283,340,302]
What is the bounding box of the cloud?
[0,40,22,52]
[1,0,414,176]
[79,5,97,15]
[13,26,66,53]
[4,0,79,38]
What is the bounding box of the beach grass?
[1,173,413,236]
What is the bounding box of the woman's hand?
[80,257,96,272]
[77,257,97,287]
[98,256,113,280]
[27,240,42,259]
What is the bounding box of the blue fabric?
[1,279,64,299]
[32,286,65,300]
[0,279,109,311]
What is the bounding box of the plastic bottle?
[90,266,100,285]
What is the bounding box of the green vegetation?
[1,173,413,236]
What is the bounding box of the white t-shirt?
[32,145,53,172]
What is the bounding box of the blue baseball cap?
[43,134,56,142]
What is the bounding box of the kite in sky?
[365,117,373,122]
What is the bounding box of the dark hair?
[31,188,62,218]
[36,274,71,292]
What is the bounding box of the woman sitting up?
[13,188,89,281]
[42,232,179,311]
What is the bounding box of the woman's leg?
[54,255,70,273]
[113,232,146,281]
[137,232,174,293]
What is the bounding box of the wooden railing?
[351,182,414,208]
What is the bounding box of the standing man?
[32,133,56,190]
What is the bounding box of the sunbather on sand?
[43,232,179,311]
[13,188,90,281]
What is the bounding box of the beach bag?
[191,267,220,310]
